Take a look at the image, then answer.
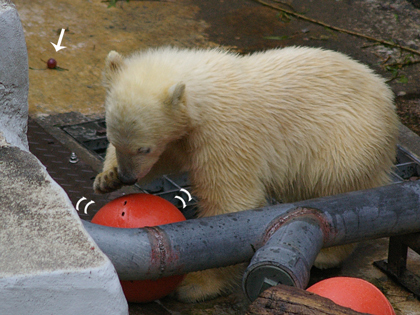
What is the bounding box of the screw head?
[69,152,79,164]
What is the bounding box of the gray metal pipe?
[82,202,296,280]
[82,180,420,299]
[243,217,324,301]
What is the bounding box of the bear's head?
[102,50,189,185]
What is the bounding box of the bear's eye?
[137,147,151,155]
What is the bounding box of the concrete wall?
[0,1,128,314]
[0,0,28,151]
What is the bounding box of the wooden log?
[246,284,369,315]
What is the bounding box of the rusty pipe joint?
[243,216,325,301]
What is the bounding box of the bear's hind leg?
[312,167,394,269]
[313,244,357,269]
[173,170,267,302]
[173,264,246,303]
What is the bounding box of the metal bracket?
[374,233,420,299]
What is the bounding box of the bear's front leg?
[93,144,123,193]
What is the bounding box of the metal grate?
[393,145,420,181]
[62,120,108,160]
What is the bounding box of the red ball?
[47,58,57,69]
[92,193,186,303]
[307,277,395,315]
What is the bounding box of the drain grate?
[62,119,108,160]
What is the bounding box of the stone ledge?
[0,145,103,274]
[0,144,128,314]
[0,262,126,315]
[0,0,28,151]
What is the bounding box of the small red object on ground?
[307,277,395,315]
[47,58,57,69]
[92,193,186,303]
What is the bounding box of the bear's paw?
[93,166,123,194]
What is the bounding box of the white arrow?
[174,189,192,209]
[83,200,95,215]
[175,196,187,209]
[51,28,67,52]
[180,188,192,201]
[76,197,87,211]
[75,197,95,214]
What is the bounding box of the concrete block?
[0,146,128,314]
[0,0,29,152]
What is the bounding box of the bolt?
[69,152,79,164]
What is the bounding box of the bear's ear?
[103,51,125,88]
[166,82,186,107]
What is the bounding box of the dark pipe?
[243,216,324,301]
[82,180,420,300]
[82,202,297,280]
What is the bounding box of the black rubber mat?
[27,117,110,219]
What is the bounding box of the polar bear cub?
[94,46,399,302]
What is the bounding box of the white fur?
[95,46,399,302]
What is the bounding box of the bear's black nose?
[118,172,137,186]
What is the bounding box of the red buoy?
[307,277,395,315]
[92,193,186,303]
